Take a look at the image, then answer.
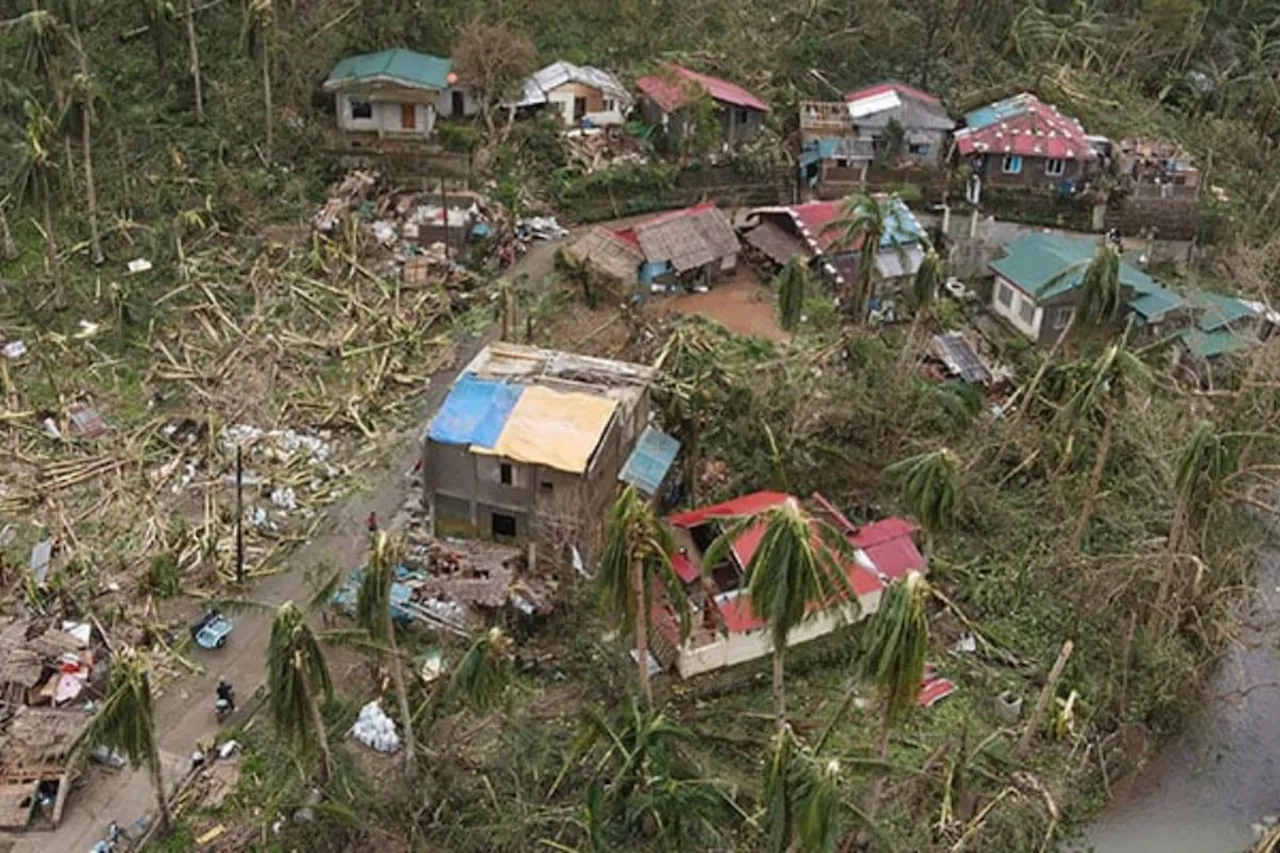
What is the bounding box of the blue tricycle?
[191,609,233,650]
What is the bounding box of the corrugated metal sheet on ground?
[477,385,618,474]
[427,375,524,448]
[619,426,680,495]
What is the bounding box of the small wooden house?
[512,61,632,128]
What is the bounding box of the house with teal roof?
[323,48,478,139]
[989,232,1185,345]
[989,233,1271,368]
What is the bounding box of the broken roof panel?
[426,375,523,448]
[516,61,632,108]
[619,425,680,495]
[930,332,993,384]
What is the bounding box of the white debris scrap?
[220,425,333,464]
[351,701,401,754]
[2,340,27,359]
[126,258,153,274]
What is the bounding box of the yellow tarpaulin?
[479,385,618,474]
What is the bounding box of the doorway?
[451,90,465,117]
[573,97,587,122]
[491,512,517,539]
[400,103,416,131]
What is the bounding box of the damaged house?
[742,195,927,311]
[0,618,107,829]
[649,491,927,679]
[511,61,632,129]
[564,201,740,288]
[422,343,653,549]
[636,64,770,145]
[954,93,1096,193]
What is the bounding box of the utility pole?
[235,445,245,585]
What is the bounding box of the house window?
[835,157,849,168]
[1050,306,1073,329]
[350,99,373,120]
[540,481,554,494]
[1045,158,1066,176]
[908,143,931,156]
[1002,154,1023,174]
[1018,298,1035,325]
[499,463,513,486]
[603,99,615,112]
[737,108,749,124]
[491,513,517,538]
[997,281,1014,308]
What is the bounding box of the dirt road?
[1,237,567,853]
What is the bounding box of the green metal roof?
[990,233,1184,317]
[1179,326,1258,359]
[325,49,453,92]
[1183,290,1257,331]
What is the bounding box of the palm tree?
[1149,422,1239,633]
[357,532,417,778]
[763,724,842,853]
[12,98,61,265]
[860,570,930,818]
[884,448,960,558]
[703,498,854,729]
[822,193,907,323]
[447,626,515,711]
[267,601,334,782]
[899,247,943,365]
[182,0,204,122]
[1012,242,1125,426]
[597,485,686,706]
[83,647,173,831]
[775,256,810,332]
[1063,325,1151,551]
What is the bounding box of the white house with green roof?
[989,233,1184,345]
[323,48,478,139]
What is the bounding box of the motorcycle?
[215,693,235,722]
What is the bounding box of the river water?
[1083,548,1280,852]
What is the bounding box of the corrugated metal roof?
[515,61,632,109]
[324,49,453,92]
[426,376,523,447]
[636,64,769,114]
[1185,291,1257,331]
[1179,326,1258,359]
[930,332,993,383]
[618,425,680,495]
[874,242,925,278]
[956,93,1093,160]
[846,81,942,107]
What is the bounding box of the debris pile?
[563,128,647,174]
[351,701,400,753]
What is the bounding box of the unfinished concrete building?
[422,343,653,549]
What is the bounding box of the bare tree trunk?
[148,751,172,830]
[0,203,17,260]
[1010,313,1075,426]
[1018,640,1074,753]
[62,135,78,196]
[632,558,653,706]
[81,106,103,265]
[261,39,274,162]
[38,171,57,266]
[386,625,418,778]
[184,0,204,122]
[771,637,786,730]
[302,669,332,783]
[1072,397,1115,551]
[865,712,892,817]
[1149,499,1187,635]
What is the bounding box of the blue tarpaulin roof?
[618,425,680,495]
[427,375,524,448]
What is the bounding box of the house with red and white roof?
[635,64,770,146]
[649,490,927,678]
[953,93,1097,190]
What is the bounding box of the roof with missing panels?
[636,64,770,113]
[955,93,1094,160]
[324,49,454,92]
[844,82,954,131]
[515,61,632,108]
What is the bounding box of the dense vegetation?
[5,0,1280,852]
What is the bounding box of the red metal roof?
[954,95,1094,160]
[845,81,942,107]
[666,490,791,529]
[789,200,846,253]
[636,64,770,114]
